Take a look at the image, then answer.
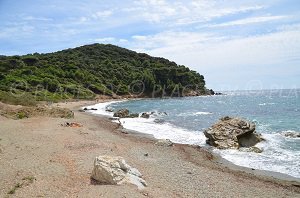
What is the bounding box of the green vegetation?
[0,90,37,106]
[0,44,207,103]
[16,111,28,119]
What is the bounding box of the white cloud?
[209,15,289,27]
[76,9,114,24]
[22,16,53,21]
[0,25,35,38]
[128,0,265,25]
[127,24,300,88]
[92,10,113,19]
[94,37,116,43]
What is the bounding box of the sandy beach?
[0,100,299,198]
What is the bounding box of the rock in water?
[140,112,151,118]
[91,156,147,189]
[204,117,263,149]
[282,131,300,138]
[113,109,129,118]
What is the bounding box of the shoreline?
[83,99,300,183]
[0,99,299,197]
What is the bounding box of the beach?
[0,100,299,198]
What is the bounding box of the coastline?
[84,99,300,183]
[83,100,300,183]
[0,99,299,197]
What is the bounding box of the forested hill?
[0,44,207,102]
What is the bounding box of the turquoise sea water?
[87,89,300,178]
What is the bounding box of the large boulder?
[113,109,129,118]
[204,116,263,149]
[91,156,147,189]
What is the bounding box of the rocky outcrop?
[140,111,167,119]
[141,112,151,118]
[91,156,147,189]
[113,109,139,118]
[204,116,263,149]
[113,109,129,118]
[282,131,300,138]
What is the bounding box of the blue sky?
[0,0,300,90]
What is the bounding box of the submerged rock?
[113,109,130,118]
[154,118,165,124]
[239,146,263,153]
[204,117,263,149]
[282,131,300,138]
[91,155,147,189]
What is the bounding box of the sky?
[0,0,300,90]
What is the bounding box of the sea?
[86,89,300,179]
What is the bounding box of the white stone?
[91,155,147,189]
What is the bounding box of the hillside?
[0,44,206,104]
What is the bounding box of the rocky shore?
[0,100,299,197]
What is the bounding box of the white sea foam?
[214,133,300,178]
[85,102,206,145]
[193,112,213,115]
[120,117,206,145]
[258,103,275,106]
[83,101,123,116]
[178,111,213,116]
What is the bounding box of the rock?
[61,122,83,127]
[154,118,165,124]
[204,117,263,149]
[249,147,263,153]
[105,107,114,112]
[141,112,151,119]
[83,107,98,111]
[91,156,147,189]
[128,113,139,118]
[113,109,130,118]
[240,146,263,153]
[282,131,300,138]
[155,139,173,147]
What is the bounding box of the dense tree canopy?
[0,44,206,101]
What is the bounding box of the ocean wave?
[119,117,206,145]
[215,133,300,178]
[178,111,213,116]
[193,112,213,115]
[84,100,124,116]
[258,103,275,106]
